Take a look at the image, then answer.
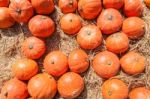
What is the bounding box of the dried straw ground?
[0,1,150,99]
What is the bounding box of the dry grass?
[0,1,150,99]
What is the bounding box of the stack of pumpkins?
[0,0,150,99]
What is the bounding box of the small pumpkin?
[0,7,15,28]
[28,73,57,99]
[124,0,143,17]
[31,0,54,14]
[97,8,123,34]
[78,0,102,19]
[0,0,9,7]
[103,0,124,9]
[122,17,145,39]
[102,79,128,99]
[59,0,78,13]
[77,25,102,50]
[120,51,146,75]
[12,59,38,80]
[58,72,84,99]
[68,49,89,73]
[1,78,28,99]
[106,32,129,54]
[28,15,55,38]
[129,87,150,99]
[9,0,34,23]
[22,37,46,59]
[44,51,68,77]
[144,0,150,7]
[60,13,82,35]
[92,51,120,78]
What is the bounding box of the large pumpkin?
[97,8,123,34]
[124,0,143,17]
[28,15,55,38]
[77,25,102,50]
[59,0,78,13]
[28,73,57,99]
[106,32,129,54]
[44,51,68,77]
[103,0,124,9]
[31,0,54,14]
[78,0,102,19]
[1,78,28,99]
[0,7,15,28]
[60,13,82,35]
[122,17,145,39]
[58,72,84,99]
[12,59,38,80]
[9,0,34,23]
[102,79,128,99]
[120,51,146,75]
[22,37,46,59]
[144,0,150,7]
[0,0,9,7]
[92,51,120,78]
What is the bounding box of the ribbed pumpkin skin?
[103,0,124,9]
[78,0,102,19]
[0,0,9,7]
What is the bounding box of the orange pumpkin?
[102,79,128,99]
[58,72,84,99]
[120,51,146,75]
[129,87,150,99]
[0,7,15,28]
[12,59,38,80]
[77,25,102,50]
[59,0,78,13]
[0,0,9,7]
[60,13,82,35]
[97,8,123,34]
[1,78,28,99]
[106,32,129,54]
[144,0,150,7]
[122,17,145,39]
[103,0,124,9]
[9,0,34,23]
[68,49,89,73]
[92,51,120,78]
[44,51,68,77]
[28,15,55,38]
[31,0,54,14]
[22,37,46,59]
[78,0,102,19]
[124,0,143,17]
[28,73,57,99]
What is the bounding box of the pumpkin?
[31,0,54,14]
[129,87,150,99]
[28,73,57,99]
[78,0,102,19]
[9,0,34,23]
[97,8,123,34]
[77,25,102,50]
[0,7,15,28]
[44,51,68,77]
[124,0,143,17]
[1,78,28,99]
[68,49,89,73]
[144,0,150,7]
[28,15,55,38]
[60,13,82,35]
[22,37,46,59]
[106,32,129,54]
[12,59,38,80]
[122,17,145,39]
[58,72,84,99]
[102,79,128,99]
[59,0,78,13]
[120,51,146,75]
[0,0,9,7]
[103,0,124,9]
[92,51,120,78]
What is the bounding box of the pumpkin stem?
[41,16,47,20]
[107,15,113,20]
[107,61,112,66]
[4,92,8,97]
[69,19,73,22]
[51,60,55,64]
[79,7,83,12]
[108,90,112,96]
[69,0,73,6]
[87,31,91,35]
[29,44,33,49]
[16,8,22,15]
